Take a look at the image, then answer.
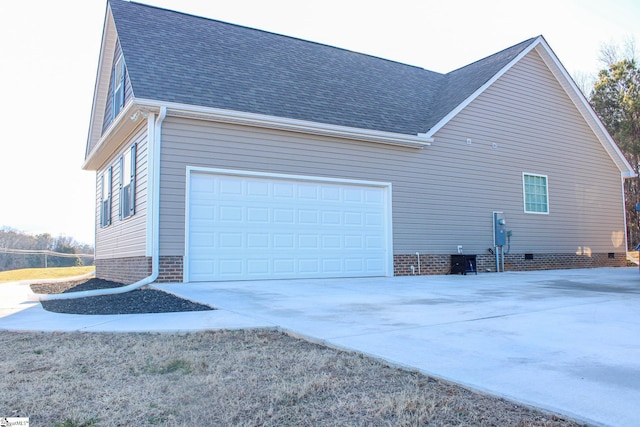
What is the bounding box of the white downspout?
[28,107,167,302]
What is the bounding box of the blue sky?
[1,0,639,245]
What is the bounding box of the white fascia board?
[82,100,150,170]
[423,37,541,139]
[533,38,636,179]
[85,6,118,163]
[82,101,136,170]
[135,99,433,148]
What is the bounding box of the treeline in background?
[0,227,94,271]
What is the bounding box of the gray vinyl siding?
[95,123,149,259]
[430,50,625,254]
[158,49,625,257]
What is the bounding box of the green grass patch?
[139,358,194,375]
[0,266,94,283]
[158,359,193,374]
[54,418,99,427]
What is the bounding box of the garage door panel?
[219,206,243,222]
[247,259,269,274]
[273,209,295,223]
[322,212,341,225]
[219,259,243,274]
[247,181,269,196]
[247,207,269,222]
[299,210,319,224]
[187,171,390,281]
[366,236,384,249]
[322,259,341,272]
[247,233,269,248]
[299,235,319,249]
[299,259,319,273]
[219,177,243,195]
[273,259,295,274]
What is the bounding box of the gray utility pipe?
[28,107,167,302]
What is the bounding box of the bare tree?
[598,36,638,67]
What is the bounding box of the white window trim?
[119,143,137,220]
[522,172,549,215]
[100,167,112,227]
[113,55,125,117]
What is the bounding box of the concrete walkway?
[2,267,639,426]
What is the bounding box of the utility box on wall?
[493,211,506,247]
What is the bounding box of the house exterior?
[85,0,635,284]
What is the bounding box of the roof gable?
[425,37,536,134]
[109,0,443,136]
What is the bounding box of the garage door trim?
[184,166,393,282]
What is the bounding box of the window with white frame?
[120,143,137,219]
[112,55,125,117]
[523,173,549,214]
[100,167,112,227]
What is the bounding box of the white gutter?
[28,106,167,302]
[136,99,433,148]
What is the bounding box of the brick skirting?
[157,256,184,283]
[95,256,152,284]
[393,252,627,275]
[97,252,627,283]
[96,256,183,284]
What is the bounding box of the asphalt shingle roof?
[109,0,536,135]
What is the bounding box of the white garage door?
[186,169,392,282]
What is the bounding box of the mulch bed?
[30,278,214,315]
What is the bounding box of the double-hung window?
[100,167,112,227]
[120,144,137,219]
[113,55,125,117]
[523,173,549,214]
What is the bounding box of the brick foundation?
[95,256,152,284]
[502,252,627,272]
[157,256,184,283]
[393,254,451,275]
[393,252,627,275]
[97,252,627,283]
[96,255,183,284]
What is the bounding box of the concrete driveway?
[155,267,640,427]
[1,267,639,426]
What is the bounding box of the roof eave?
[532,37,636,178]
[85,3,119,164]
[137,99,433,149]
[423,36,635,178]
[83,100,158,170]
[83,98,432,171]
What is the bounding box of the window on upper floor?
[120,143,137,219]
[113,55,125,117]
[100,167,112,227]
[523,173,549,214]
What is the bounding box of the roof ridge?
[447,37,539,75]
[119,0,440,74]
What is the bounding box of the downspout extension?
[28,107,167,302]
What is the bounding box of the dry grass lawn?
[0,266,94,283]
[0,329,583,426]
